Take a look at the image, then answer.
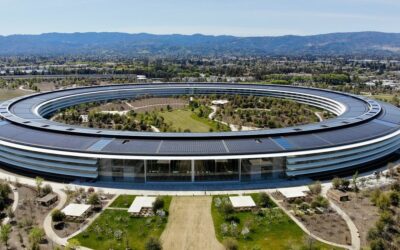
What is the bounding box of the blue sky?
[1,0,399,36]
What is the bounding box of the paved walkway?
[321,184,361,250]
[268,190,353,250]
[43,189,68,246]
[161,196,224,250]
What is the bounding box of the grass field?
[109,195,136,208]
[211,195,342,250]
[370,94,395,102]
[0,89,27,101]
[73,196,172,250]
[159,109,228,132]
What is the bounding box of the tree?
[0,182,11,211]
[370,238,385,250]
[259,192,273,208]
[29,227,45,250]
[145,237,162,250]
[52,209,66,222]
[35,177,44,196]
[87,193,101,206]
[0,224,12,248]
[352,171,359,193]
[152,197,164,212]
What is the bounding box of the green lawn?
[211,195,342,250]
[370,94,395,102]
[73,196,172,250]
[109,195,136,208]
[159,109,228,132]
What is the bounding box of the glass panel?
[195,159,239,181]
[241,157,286,181]
[146,160,191,182]
[98,159,145,183]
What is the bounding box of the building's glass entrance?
[98,157,286,183]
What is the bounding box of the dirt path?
[161,196,224,250]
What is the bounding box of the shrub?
[389,191,399,207]
[370,189,382,206]
[223,238,238,250]
[65,239,81,250]
[308,181,322,195]
[332,177,342,189]
[376,193,391,211]
[258,192,273,208]
[379,210,394,226]
[341,179,350,190]
[299,202,310,211]
[313,195,329,208]
[370,239,385,250]
[87,193,101,206]
[221,202,234,215]
[391,181,400,192]
[152,197,164,212]
[52,209,66,222]
[145,237,162,250]
[29,227,45,250]
[42,184,53,196]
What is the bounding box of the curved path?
[268,191,353,250]
[321,184,361,250]
[160,196,224,250]
[43,188,68,246]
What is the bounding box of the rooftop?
[229,196,256,208]
[62,203,91,217]
[277,186,310,199]
[128,196,156,213]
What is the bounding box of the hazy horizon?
[1,0,399,36]
[1,31,399,38]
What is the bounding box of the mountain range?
[1,32,400,57]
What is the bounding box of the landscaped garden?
[53,94,333,133]
[109,194,137,208]
[72,195,171,250]
[211,193,342,250]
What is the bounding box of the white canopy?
[229,196,256,208]
[128,196,156,213]
[278,186,309,199]
[61,203,91,217]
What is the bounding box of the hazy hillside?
[0,32,400,57]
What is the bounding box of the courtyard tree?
[0,224,12,248]
[145,237,162,250]
[29,227,45,250]
[352,171,359,193]
[35,177,44,196]
[52,209,66,222]
[152,197,164,212]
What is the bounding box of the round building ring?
[0,83,399,187]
